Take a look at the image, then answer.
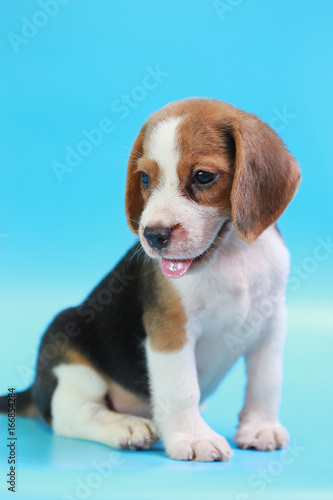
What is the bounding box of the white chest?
[172,228,289,400]
[187,277,260,399]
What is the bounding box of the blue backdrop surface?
[0,1,332,499]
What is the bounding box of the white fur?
[146,338,232,461]
[146,225,290,458]
[173,225,290,401]
[147,116,181,187]
[51,364,158,450]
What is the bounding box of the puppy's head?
[125,98,300,279]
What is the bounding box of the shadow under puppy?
[0,98,301,462]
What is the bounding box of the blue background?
[0,1,332,499]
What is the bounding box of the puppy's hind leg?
[51,364,158,450]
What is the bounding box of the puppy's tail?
[0,387,39,417]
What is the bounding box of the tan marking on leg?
[143,269,187,351]
[65,348,94,368]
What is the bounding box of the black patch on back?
[32,242,155,421]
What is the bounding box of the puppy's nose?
[143,226,171,250]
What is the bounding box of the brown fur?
[136,158,161,204]
[230,116,301,242]
[143,264,187,351]
[176,112,234,211]
[125,98,300,242]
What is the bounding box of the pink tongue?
[160,258,193,279]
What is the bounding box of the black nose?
[143,226,171,250]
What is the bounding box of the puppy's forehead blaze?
[145,117,181,186]
[140,114,233,212]
[144,114,233,185]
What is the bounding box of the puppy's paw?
[114,416,159,450]
[234,421,289,451]
[165,431,233,462]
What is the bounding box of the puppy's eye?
[141,172,151,187]
[193,171,216,185]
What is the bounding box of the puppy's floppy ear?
[230,114,301,243]
[125,124,146,234]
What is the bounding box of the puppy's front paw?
[165,431,233,462]
[234,421,289,451]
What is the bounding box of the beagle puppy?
[0,98,300,462]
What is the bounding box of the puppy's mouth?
[159,221,230,279]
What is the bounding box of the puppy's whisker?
[117,213,140,226]
[127,244,144,265]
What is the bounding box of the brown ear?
[230,114,301,242]
[125,124,146,234]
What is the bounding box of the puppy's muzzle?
[143,226,171,251]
